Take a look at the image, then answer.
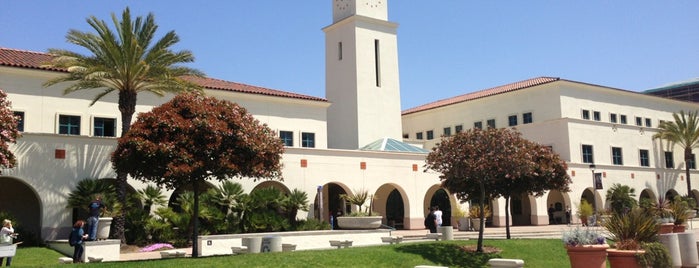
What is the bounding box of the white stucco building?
[0,0,697,242]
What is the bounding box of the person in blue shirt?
[87,195,106,241]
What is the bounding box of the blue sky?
[2,1,698,109]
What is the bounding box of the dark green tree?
[606,183,637,215]
[111,93,283,256]
[44,7,203,242]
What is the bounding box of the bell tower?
[325,0,403,149]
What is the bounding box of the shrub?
[562,226,605,246]
[603,207,657,250]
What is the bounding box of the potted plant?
[468,204,491,231]
[603,207,659,268]
[337,189,381,229]
[562,226,608,268]
[644,197,674,234]
[577,200,594,226]
[669,195,690,232]
[452,205,469,231]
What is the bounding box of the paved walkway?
[119,221,699,261]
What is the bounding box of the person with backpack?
[0,219,18,266]
[424,207,437,233]
[69,220,88,263]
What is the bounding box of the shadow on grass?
[395,242,500,268]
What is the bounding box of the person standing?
[565,206,571,225]
[70,220,88,263]
[425,207,437,233]
[433,206,443,227]
[87,195,106,241]
[0,219,17,266]
[548,204,555,224]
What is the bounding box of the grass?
[9,239,569,268]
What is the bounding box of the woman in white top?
[0,219,16,266]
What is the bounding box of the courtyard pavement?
[119,219,699,261]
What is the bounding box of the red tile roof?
[402,77,560,115]
[0,47,327,102]
[0,47,65,72]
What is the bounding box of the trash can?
[438,226,453,240]
[261,236,282,252]
[242,237,262,253]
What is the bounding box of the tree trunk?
[686,148,692,196]
[114,90,137,243]
[192,180,200,257]
[477,181,486,253]
[505,196,511,239]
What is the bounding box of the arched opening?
[511,193,533,226]
[430,189,452,227]
[665,189,680,202]
[312,183,348,228]
[581,188,597,210]
[373,184,408,230]
[168,180,215,213]
[252,181,290,195]
[547,190,566,225]
[0,177,41,246]
[639,188,657,206]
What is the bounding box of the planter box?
[336,216,382,229]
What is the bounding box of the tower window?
[523,112,533,124]
[13,111,24,132]
[301,132,315,148]
[338,42,343,60]
[280,131,293,147]
[374,39,381,87]
[93,117,116,137]
[59,115,81,135]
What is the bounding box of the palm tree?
[605,183,637,215]
[137,185,167,213]
[653,110,699,196]
[43,7,203,242]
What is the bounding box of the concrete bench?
[282,243,297,252]
[426,233,442,241]
[231,246,248,254]
[488,258,524,268]
[160,250,186,258]
[381,236,403,244]
[329,240,353,249]
[58,257,73,264]
[414,266,448,268]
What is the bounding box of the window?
[639,149,649,167]
[645,118,652,127]
[59,115,80,135]
[301,132,315,148]
[338,42,343,60]
[474,121,483,130]
[279,131,293,147]
[13,111,24,132]
[374,39,381,87]
[523,112,533,124]
[620,115,627,124]
[416,132,423,140]
[582,110,590,120]
[611,147,623,165]
[610,113,617,123]
[455,125,463,133]
[582,144,594,164]
[689,154,696,170]
[665,151,674,168]
[635,117,642,126]
[93,117,116,137]
[402,133,409,139]
[443,127,451,137]
[593,111,601,121]
[426,130,434,140]
[508,115,518,126]
[486,119,496,129]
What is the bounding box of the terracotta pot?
[566,244,609,268]
[658,223,674,234]
[673,224,686,233]
[607,249,644,268]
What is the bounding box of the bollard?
[659,233,681,268]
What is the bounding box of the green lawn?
[10,239,569,268]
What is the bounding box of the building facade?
[0,0,697,242]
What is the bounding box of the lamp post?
[589,164,596,188]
